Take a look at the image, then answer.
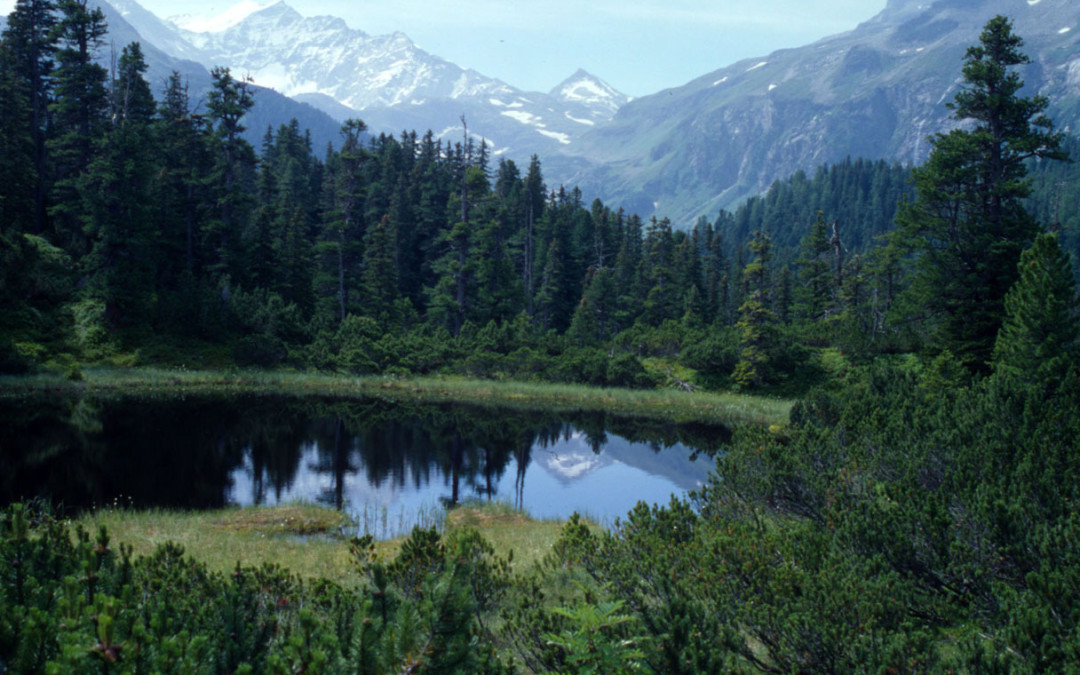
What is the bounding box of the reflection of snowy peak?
[538,447,614,483]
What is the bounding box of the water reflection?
[0,394,730,534]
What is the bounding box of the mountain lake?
[0,394,730,537]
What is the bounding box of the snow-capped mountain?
[81,0,342,151]
[550,69,631,125]
[114,0,628,159]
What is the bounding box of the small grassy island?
[3,12,1080,673]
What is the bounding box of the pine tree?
[795,212,833,321]
[2,0,56,234]
[568,266,618,344]
[0,37,36,234]
[204,66,256,280]
[79,42,157,329]
[992,232,1079,380]
[154,71,210,283]
[894,16,1066,369]
[733,230,777,388]
[47,0,108,253]
[316,119,367,323]
[642,216,676,325]
[360,214,399,320]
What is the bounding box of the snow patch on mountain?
[538,130,572,145]
[565,112,595,126]
[169,0,272,33]
[502,110,545,126]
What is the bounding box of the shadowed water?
[0,394,730,535]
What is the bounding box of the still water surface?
[0,394,729,536]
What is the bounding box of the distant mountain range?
[112,0,628,158]
[556,0,1080,223]
[9,0,1079,226]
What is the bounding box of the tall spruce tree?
[79,42,157,329]
[0,38,35,234]
[894,16,1066,369]
[205,66,255,280]
[47,0,108,253]
[2,0,56,234]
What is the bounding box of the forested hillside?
[1,2,1078,400]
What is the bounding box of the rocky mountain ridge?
[556,0,1080,224]
[116,0,628,159]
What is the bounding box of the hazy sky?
[1,0,890,96]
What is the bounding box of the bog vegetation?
[2,4,1080,672]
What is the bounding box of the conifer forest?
[2,4,1080,672]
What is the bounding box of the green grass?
[0,367,794,428]
[76,501,591,585]
[78,504,358,583]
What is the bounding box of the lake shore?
[0,367,793,428]
[75,501,587,585]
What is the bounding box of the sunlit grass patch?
[0,368,793,428]
[208,503,350,535]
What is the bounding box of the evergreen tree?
[2,0,56,234]
[733,230,777,387]
[0,37,35,234]
[641,216,677,325]
[360,214,399,320]
[47,0,108,253]
[568,266,619,344]
[79,42,157,329]
[315,119,367,323]
[795,212,833,321]
[155,71,209,279]
[522,155,545,316]
[894,16,1066,369]
[992,232,1079,380]
[204,66,256,280]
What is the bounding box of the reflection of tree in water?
[306,417,359,510]
[236,399,311,504]
[0,395,245,511]
[1,394,731,516]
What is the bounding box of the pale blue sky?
[2,0,889,97]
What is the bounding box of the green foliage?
[542,589,647,674]
[0,504,514,674]
[69,297,115,359]
[992,232,1080,381]
[892,16,1067,370]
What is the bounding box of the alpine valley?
[91,0,1080,226]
